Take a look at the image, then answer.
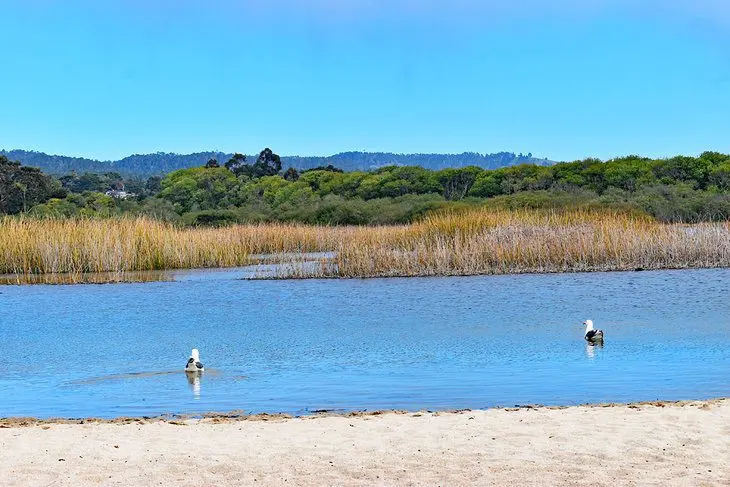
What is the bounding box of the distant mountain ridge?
[1,149,556,177]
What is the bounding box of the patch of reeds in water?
[2,209,729,283]
[328,208,730,278]
[0,217,341,278]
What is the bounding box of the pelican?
[582,320,604,344]
[185,348,204,373]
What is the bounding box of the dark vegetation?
[2,150,730,225]
[0,155,66,214]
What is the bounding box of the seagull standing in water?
[185,348,205,373]
[583,320,604,344]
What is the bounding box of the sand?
[1,400,728,486]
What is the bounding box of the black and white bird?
[185,348,205,373]
[582,320,604,343]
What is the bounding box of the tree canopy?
[4,150,730,225]
[0,155,65,214]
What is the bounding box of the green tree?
[325,171,368,197]
[224,153,248,176]
[224,149,282,179]
[469,172,504,197]
[282,167,300,181]
[498,165,553,193]
[14,182,28,212]
[652,155,712,188]
[0,156,65,214]
[158,167,241,213]
[603,157,655,192]
[436,167,482,200]
[299,170,343,194]
[709,163,730,190]
[253,148,282,177]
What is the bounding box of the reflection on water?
[1,268,729,418]
[70,369,220,386]
[585,342,604,359]
[0,252,337,285]
[0,270,175,285]
[69,370,181,385]
[186,372,202,398]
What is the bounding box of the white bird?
[185,348,205,373]
[582,320,604,343]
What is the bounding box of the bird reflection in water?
[585,341,604,359]
[186,372,202,398]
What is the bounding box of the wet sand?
[1,399,728,486]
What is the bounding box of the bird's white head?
[582,320,594,332]
[190,348,200,361]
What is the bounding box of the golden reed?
[1,209,728,282]
[330,208,730,278]
[0,217,339,277]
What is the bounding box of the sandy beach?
[1,399,728,487]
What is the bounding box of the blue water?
[1,268,728,418]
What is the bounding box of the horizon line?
[2,147,552,161]
[4,147,726,165]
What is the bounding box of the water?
[1,268,728,418]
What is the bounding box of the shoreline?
[2,262,730,286]
[2,398,727,486]
[2,397,727,426]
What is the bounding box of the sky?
[1,0,729,162]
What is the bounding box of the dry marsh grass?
[329,208,730,278]
[1,209,729,283]
[0,217,340,277]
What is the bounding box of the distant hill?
[285,152,555,172]
[1,149,556,177]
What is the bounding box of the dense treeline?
[4,150,730,225]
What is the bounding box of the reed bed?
[328,209,730,278]
[1,209,729,283]
[0,217,343,276]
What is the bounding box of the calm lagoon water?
[1,268,728,418]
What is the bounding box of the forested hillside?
[1,149,553,177]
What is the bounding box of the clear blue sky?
[1,0,729,162]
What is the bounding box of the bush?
[181,210,240,227]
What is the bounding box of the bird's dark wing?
[195,362,204,369]
[186,358,195,365]
[585,330,598,340]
